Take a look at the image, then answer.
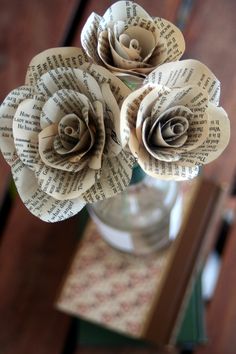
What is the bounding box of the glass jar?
[88,166,183,255]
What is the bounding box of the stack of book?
[56,178,221,348]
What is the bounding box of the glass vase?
[87,166,183,255]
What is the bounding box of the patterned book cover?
[56,220,173,338]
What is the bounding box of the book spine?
[143,178,222,345]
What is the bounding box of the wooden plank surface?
[0,197,79,354]
[0,0,235,354]
[0,0,77,99]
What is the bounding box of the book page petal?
[145,59,221,105]
[81,12,103,63]
[154,17,185,61]
[136,145,199,181]
[25,47,90,86]
[12,158,85,222]
[102,1,152,24]
[82,150,134,203]
[0,86,35,165]
[181,103,230,165]
[12,96,44,169]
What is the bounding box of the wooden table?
[0,1,235,354]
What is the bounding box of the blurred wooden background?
[0,1,235,353]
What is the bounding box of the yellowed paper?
[0,47,134,222]
[81,1,185,76]
[12,159,86,222]
[120,60,230,181]
[145,59,221,105]
[0,86,35,165]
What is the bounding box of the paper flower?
[0,47,135,222]
[81,1,185,77]
[120,60,230,180]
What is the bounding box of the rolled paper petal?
[100,83,122,157]
[38,124,91,173]
[142,118,181,162]
[101,83,121,141]
[160,116,189,138]
[99,30,151,71]
[41,88,94,129]
[149,86,210,152]
[147,107,191,147]
[0,86,35,165]
[59,114,86,142]
[144,37,167,66]
[133,84,210,166]
[145,116,189,148]
[12,97,45,169]
[80,12,103,64]
[98,32,167,75]
[180,103,230,165]
[135,85,170,143]
[81,2,185,76]
[25,47,90,86]
[154,121,188,147]
[34,160,99,201]
[124,17,162,63]
[37,68,103,103]
[120,84,156,146]
[102,1,152,24]
[12,158,85,222]
[154,17,185,62]
[58,114,91,152]
[54,131,92,157]
[116,34,142,61]
[88,100,105,170]
[81,63,131,106]
[128,128,141,157]
[82,150,134,203]
[55,107,95,156]
[114,32,130,60]
[145,59,221,105]
[137,145,199,181]
[122,25,156,59]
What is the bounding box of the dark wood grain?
[0,197,79,354]
[0,0,77,100]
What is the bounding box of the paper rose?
[81,1,185,77]
[120,59,230,180]
[0,47,135,222]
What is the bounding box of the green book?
[177,275,207,346]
